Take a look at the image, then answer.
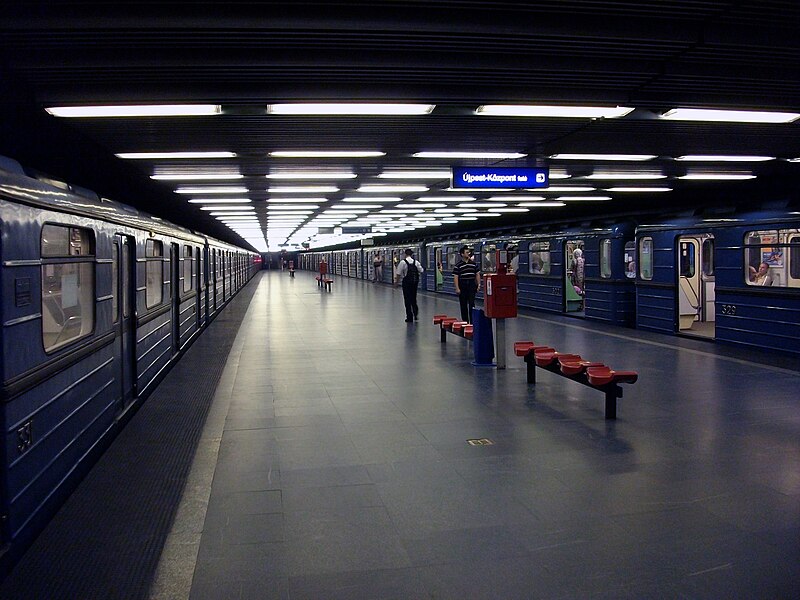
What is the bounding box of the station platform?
[1,270,798,599]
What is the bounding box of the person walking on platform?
[395,248,424,322]
[453,245,480,322]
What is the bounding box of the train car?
[0,156,257,568]
[510,224,636,325]
[635,212,800,354]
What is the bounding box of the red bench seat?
[586,366,639,386]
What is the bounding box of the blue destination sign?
[451,167,549,189]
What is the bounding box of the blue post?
[471,308,495,367]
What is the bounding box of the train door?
[677,235,715,338]
[564,240,585,314]
[114,234,136,412]
[435,247,443,290]
[170,242,180,351]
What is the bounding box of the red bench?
[315,276,333,291]
[433,315,473,343]
[514,340,638,420]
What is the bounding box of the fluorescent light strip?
[267,186,339,193]
[603,187,673,192]
[413,151,526,159]
[517,202,566,207]
[357,185,429,193]
[269,151,385,158]
[188,198,251,204]
[397,203,446,209]
[341,197,403,202]
[267,103,435,115]
[584,174,666,180]
[327,204,383,209]
[377,171,451,179]
[476,105,634,119]
[551,153,656,161]
[151,173,243,181]
[176,186,248,194]
[674,155,774,162]
[417,196,474,202]
[266,172,356,179]
[267,197,329,203]
[557,196,613,201]
[661,108,800,124]
[458,203,506,208]
[678,174,756,180]
[486,208,529,213]
[116,151,236,159]
[268,204,321,210]
[46,104,221,118]
[488,195,545,201]
[200,205,253,210]
[542,186,596,192]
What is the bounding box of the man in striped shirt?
[453,245,481,322]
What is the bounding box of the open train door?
[677,235,715,338]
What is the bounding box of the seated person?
[749,262,772,286]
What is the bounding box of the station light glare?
[660,108,800,123]
[476,105,634,119]
[46,104,222,118]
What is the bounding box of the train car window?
[41,224,95,352]
[679,241,696,278]
[744,229,797,288]
[528,241,550,275]
[624,241,636,279]
[145,239,163,308]
[600,239,612,278]
[183,245,193,293]
[702,239,714,276]
[446,248,458,269]
[791,237,800,281]
[639,237,653,280]
[482,245,497,273]
[112,243,119,323]
[196,246,202,288]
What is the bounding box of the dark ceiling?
[1,1,800,251]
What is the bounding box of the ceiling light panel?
[116,151,236,159]
[603,187,673,192]
[476,105,634,119]
[551,154,656,161]
[357,185,429,193]
[661,108,800,123]
[267,103,435,115]
[674,155,775,162]
[188,198,251,203]
[269,150,385,158]
[267,185,339,193]
[151,173,243,180]
[266,172,356,179]
[377,171,452,179]
[176,186,249,194]
[413,152,526,159]
[46,104,222,117]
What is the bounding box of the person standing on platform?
[395,248,424,322]
[453,245,480,323]
[372,251,384,283]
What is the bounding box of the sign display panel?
[451,167,549,189]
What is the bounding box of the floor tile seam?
[149,278,263,600]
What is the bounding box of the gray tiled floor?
[189,271,800,599]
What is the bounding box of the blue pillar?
[471,308,495,367]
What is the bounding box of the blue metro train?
[300,211,799,356]
[0,156,259,568]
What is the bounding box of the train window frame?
[446,247,458,270]
[145,238,164,308]
[743,228,798,288]
[482,244,497,273]
[528,241,551,275]
[599,239,612,279]
[183,245,193,293]
[679,241,696,278]
[624,240,636,279]
[702,238,715,276]
[639,237,654,280]
[40,223,96,353]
